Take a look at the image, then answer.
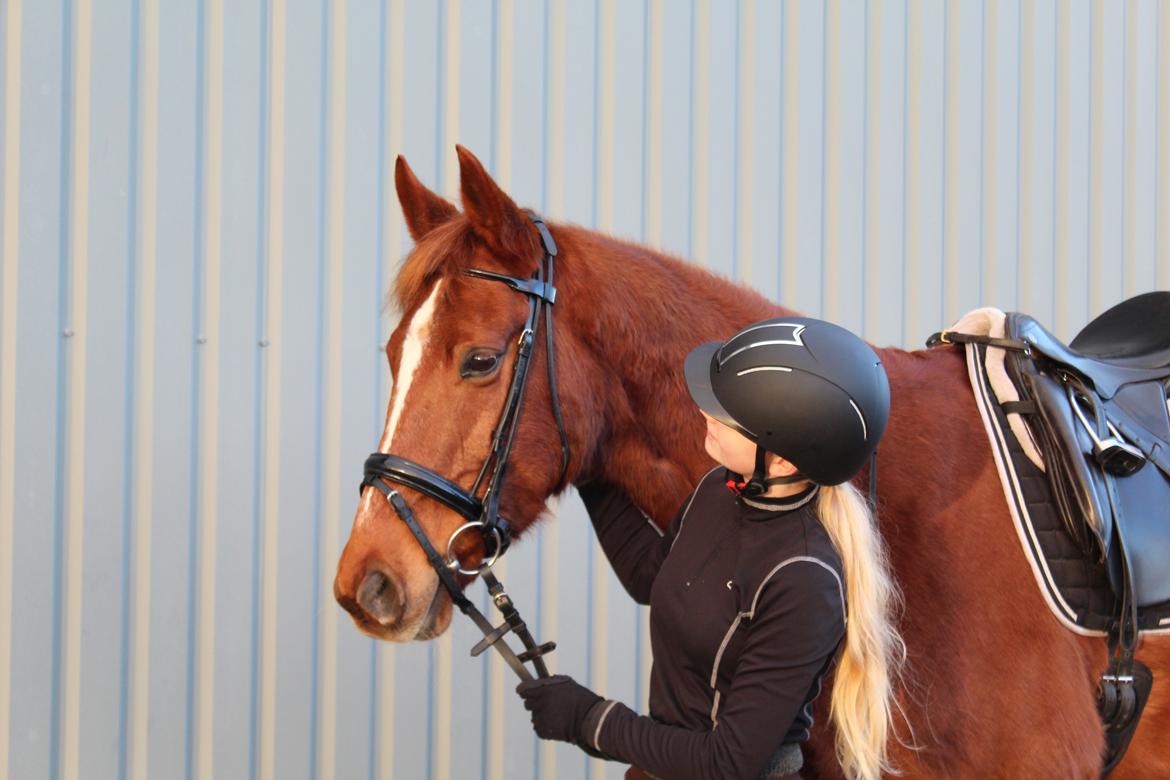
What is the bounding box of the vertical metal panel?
[127,2,159,778]
[8,4,65,778]
[690,0,709,266]
[982,0,1020,315]
[147,4,200,779]
[736,0,755,288]
[941,0,983,325]
[314,0,346,777]
[1054,0,1093,336]
[79,2,132,778]
[211,0,263,776]
[745,0,780,304]
[59,1,92,777]
[194,3,224,778]
[862,0,909,347]
[5,3,1170,780]
[0,2,20,778]
[903,0,945,345]
[1018,1,1056,320]
[699,0,735,279]
[272,0,324,776]
[1089,0,1126,316]
[779,0,801,305]
[1124,0,1159,296]
[258,1,286,777]
[823,0,867,331]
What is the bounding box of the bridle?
[359,211,569,682]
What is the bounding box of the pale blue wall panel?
[1021,0,1056,319]
[901,0,945,346]
[78,1,134,776]
[1125,0,1159,298]
[826,2,867,333]
[213,1,266,777]
[985,0,1022,316]
[508,0,549,210]
[1090,1,1127,316]
[699,1,736,279]
[784,1,828,315]
[401,0,442,193]
[863,0,908,347]
[8,2,67,778]
[147,2,201,777]
[942,0,985,325]
[746,0,782,304]
[558,0,598,228]
[1054,0,1093,336]
[654,1,695,263]
[272,3,327,779]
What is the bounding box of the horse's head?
[334,147,605,641]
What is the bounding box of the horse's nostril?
[356,570,403,626]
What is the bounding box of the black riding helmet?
[684,317,890,487]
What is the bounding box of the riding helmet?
[684,317,890,486]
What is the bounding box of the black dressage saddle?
[933,291,1170,775]
[1006,293,1170,610]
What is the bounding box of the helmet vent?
[848,398,868,440]
[736,365,792,377]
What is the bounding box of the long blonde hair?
[815,481,906,780]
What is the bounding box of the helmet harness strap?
[727,444,809,496]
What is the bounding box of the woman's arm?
[576,481,683,604]
[580,562,846,780]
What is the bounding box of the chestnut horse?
[334,146,1169,778]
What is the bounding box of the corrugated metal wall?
[2,1,1168,779]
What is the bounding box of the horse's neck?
[562,228,784,521]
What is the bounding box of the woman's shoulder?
[798,508,844,572]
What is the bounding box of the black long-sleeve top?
[576,468,846,780]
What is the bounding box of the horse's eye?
[461,351,501,379]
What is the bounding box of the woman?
[517,317,905,780]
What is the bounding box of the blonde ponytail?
[815,482,906,780]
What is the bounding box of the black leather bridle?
[359,211,569,681]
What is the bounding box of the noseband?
[359,211,568,681]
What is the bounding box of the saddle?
[932,291,1170,775]
[1006,294,1170,609]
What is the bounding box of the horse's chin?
[410,589,453,641]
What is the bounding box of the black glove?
[515,674,603,744]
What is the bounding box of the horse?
[334,145,1170,778]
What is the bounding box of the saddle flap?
[1012,336,1170,608]
[1022,369,1114,560]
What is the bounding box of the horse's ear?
[395,155,458,241]
[456,145,540,267]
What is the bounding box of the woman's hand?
[515,674,603,743]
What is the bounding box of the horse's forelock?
[393,218,478,312]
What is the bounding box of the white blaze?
[360,280,444,518]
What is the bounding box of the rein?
[360,211,567,682]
